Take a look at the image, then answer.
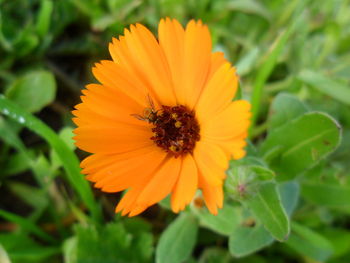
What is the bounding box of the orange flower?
[72,18,251,217]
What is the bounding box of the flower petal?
[159,19,212,108]
[201,100,251,139]
[73,83,146,126]
[196,63,238,120]
[171,154,198,213]
[135,157,182,207]
[92,148,167,193]
[158,18,185,104]
[73,124,153,154]
[108,24,176,106]
[198,172,223,215]
[193,141,228,186]
[92,61,149,108]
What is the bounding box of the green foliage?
[0,96,101,222]
[244,182,290,241]
[229,224,273,257]
[156,213,198,263]
[6,71,56,113]
[192,203,241,236]
[285,222,334,262]
[1,0,350,262]
[64,220,153,263]
[0,233,60,263]
[261,112,341,180]
[299,70,350,106]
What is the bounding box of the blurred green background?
[1,0,350,262]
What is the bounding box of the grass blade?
[298,70,350,106]
[0,95,101,222]
[0,210,55,243]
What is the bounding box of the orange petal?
[208,52,227,79]
[182,20,212,108]
[171,154,198,213]
[115,187,143,216]
[73,124,153,154]
[193,141,228,186]
[198,172,224,215]
[202,136,248,159]
[93,148,166,192]
[135,157,182,208]
[158,18,185,104]
[201,100,251,140]
[74,84,146,126]
[196,63,238,121]
[81,145,157,175]
[159,19,212,108]
[115,157,182,217]
[92,61,151,107]
[108,24,176,106]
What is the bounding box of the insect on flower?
[131,94,159,123]
[72,18,251,217]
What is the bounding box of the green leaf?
[278,181,299,216]
[0,96,101,222]
[156,213,198,263]
[199,248,231,263]
[7,246,60,263]
[244,182,290,241]
[298,70,350,106]
[75,223,130,263]
[6,71,56,113]
[8,182,48,210]
[36,0,54,38]
[0,233,59,263]
[322,228,350,258]
[0,210,54,243]
[229,224,273,257]
[301,181,350,207]
[0,118,26,151]
[223,0,271,21]
[192,203,241,236]
[261,112,341,180]
[50,126,76,169]
[236,47,260,76]
[3,151,31,175]
[63,237,77,263]
[226,157,275,199]
[250,165,275,181]
[285,222,333,262]
[251,26,293,127]
[268,93,308,130]
[66,222,153,263]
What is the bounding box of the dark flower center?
[132,104,200,157]
[151,105,200,157]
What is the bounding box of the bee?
[131,94,159,123]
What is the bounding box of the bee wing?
[130,114,146,121]
[147,94,155,111]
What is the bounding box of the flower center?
[133,104,200,157]
[151,105,200,157]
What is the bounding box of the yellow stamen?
[171,113,178,119]
[169,145,177,152]
[175,121,182,128]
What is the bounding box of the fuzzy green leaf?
[6,71,56,113]
[156,213,198,263]
[229,224,273,257]
[244,182,290,241]
[261,112,341,180]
